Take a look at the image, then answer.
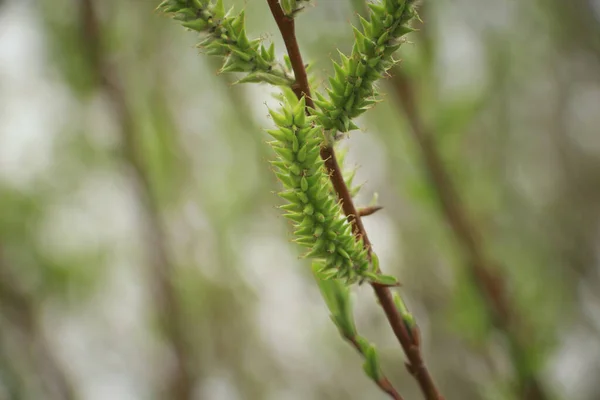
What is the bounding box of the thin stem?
[79,1,194,398]
[266,2,443,399]
[265,0,312,105]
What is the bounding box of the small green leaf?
[363,272,399,286]
[181,19,207,31]
[283,54,293,71]
[235,71,292,86]
[362,343,382,381]
[370,252,380,272]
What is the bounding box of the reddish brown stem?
[265,1,313,105]
[266,2,443,399]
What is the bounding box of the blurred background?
[1,0,600,399]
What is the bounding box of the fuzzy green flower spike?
[314,0,418,132]
[158,0,293,86]
[267,96,377,284]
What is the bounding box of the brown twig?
[266,2,443,399]
[358,205,384,217]
[387,64,549,400]
[79,1,194,398]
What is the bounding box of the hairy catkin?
[267,97,372,283]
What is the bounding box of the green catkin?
[314,0,419,132]
[158,0,292,85]
[157,0,417,394]
[159,0,402,287]
[267,97,373,284]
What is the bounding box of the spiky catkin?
[158,0,292,85]
[267,96,375,284]
[314,0,418,132]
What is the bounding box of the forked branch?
[266,1,443,399]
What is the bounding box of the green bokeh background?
[1,0,600,399]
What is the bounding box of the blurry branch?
[546,0,600,64]
[349,1,550,398]
[207,56,276,217]
[0,341,26,400]
[388,41,549,400]
[265,1,442,399]
[0,246,77,400]
[78,1,195,398]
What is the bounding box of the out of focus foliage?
[1,0,600,399]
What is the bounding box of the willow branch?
[79,1,194,398]
[266,2,442,399]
